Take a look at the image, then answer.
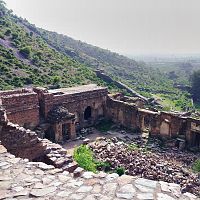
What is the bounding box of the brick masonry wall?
[39,88,108,128]
[105,96,200,149]
[106,97,140,129]
[0,110,77,171]
[0,92,39,129]
[0,121,46,160]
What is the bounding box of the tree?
[191,70,200,102]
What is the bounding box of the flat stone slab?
[30,186,57,197]
[135,178,157,189]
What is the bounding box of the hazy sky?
[4,0,200,55]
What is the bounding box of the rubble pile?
[89,137,200,195]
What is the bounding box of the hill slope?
[0,1,193,111]
[0,2,109,90]
[30,28,174,95]
[20,22,193,110]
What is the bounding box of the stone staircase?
[40,139,78,173]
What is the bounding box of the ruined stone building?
[0,84,200,150]
[0,84,107,143]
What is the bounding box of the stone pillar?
[54,123,63,143]
[69,122,76,140]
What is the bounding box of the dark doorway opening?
[179,121,187,136]
[194,132,200,148]
[84,106,92,120]
[45,127,55,142]
[62,123,69,141]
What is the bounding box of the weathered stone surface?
[82,171,95,179]
[116,184,136,199]
[157,193,175,200]
[137,193,154,200]
[58,174,71,182]
[117,175,134,186]
[77,185,93,193]
[30,186,57,197]
[73,167,84,178]
[57,191,72,197]
[106,173,119,182]
[13,190,29,197]
[0,141,199,200]
[183,192,198,199]
[69,193,86,200]
[103,182,118,196]
[135,178,157,189]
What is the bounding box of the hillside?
[0,1,194,111]
[0,1,112,91]
[20,22,194,111]
[34,28,174,96]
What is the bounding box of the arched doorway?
[84,106,92,120]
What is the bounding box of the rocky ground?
[89,137,200,196]
[0,144,198,200]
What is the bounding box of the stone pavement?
[0,145,199,200]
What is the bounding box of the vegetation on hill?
[25,25,194,111]
[0,1,120,91]
[0,0,198,111]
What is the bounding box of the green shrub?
[53,75,61,85]
[0,32,4,39]
[19,46,31,58]
[73,145,97,173]
[5,29,11,36]
[192,159,200,172]
[95,161,111,172]
[115,167,125,176]
[12,33,19,39]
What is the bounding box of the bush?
[5,29,11,36]
[12,33,18,39]
[0,32,4,39]
[115,167,125,176]
[19,46,31,58]
[73,145,97,173]
[95,161,111,172]
[53,75,61,85]
[192,159,200,172]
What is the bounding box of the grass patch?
[73,145,97,173]
[73,145,111,173]
[192,159,200,172]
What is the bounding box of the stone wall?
[106,97,140,129]
[0,108,44,160]
[95,70,148,101]
[35,86,108,128]
[106,96,200,149]
[0,89,39,129]
[0,109,78,171]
